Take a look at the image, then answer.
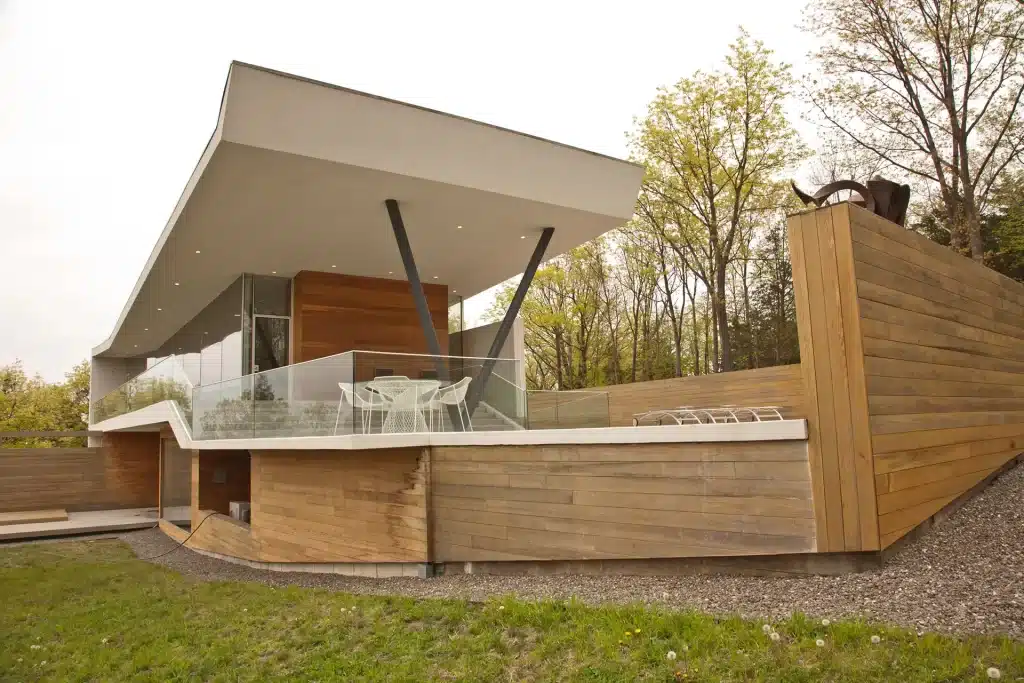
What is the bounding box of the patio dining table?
[362,378,442,433]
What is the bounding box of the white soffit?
[93,62,643,358]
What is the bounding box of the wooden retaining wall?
[430,441,815,561]
[0,432,159,513]
[788,202,1024,552]
[248,448,429,563]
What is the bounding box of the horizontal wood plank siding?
[430,441,815,562]
[848,204,1024,547]
[0,432,159,513]
[249,448,429,562]
[599,364,806,428]
[292,271,449,364]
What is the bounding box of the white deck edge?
[91,401,808,450]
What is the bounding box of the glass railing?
[91,355,195,426]
[191,351,527,440]
[526,389,610,429]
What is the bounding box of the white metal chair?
[333,383,384,435]
[428,376,473,432]
[381,384,436,433]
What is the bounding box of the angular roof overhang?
[92,62,643,358]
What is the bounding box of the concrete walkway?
[0,508,158,541]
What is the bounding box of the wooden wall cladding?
[196,451,251,516]
[292,271,449,363]
[430,441,815,562]
[0,433,159,513]
[847,204,1024,548]
[598,364,807,428]
[788,204,877,553]
[249,448,429,563]
[186,511,262,562]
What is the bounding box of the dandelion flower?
[30,645,40,650]
[17,658,22,663]
[634,628,641,634]
[101,637,108,644]
[618,640,624,645]
[987,667,1001,679]
[339,608,346,612]
[40,661,46,666]
[667,650,677,661]
[681,644,689,652]
[870,635,881,644]
[498,606,505,611]
[762,624,772,634]
[624,631,632,638]
[770,632,781,642]
[821,618,831,626]
[815,639,825,647]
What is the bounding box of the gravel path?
[121,464,1024,638]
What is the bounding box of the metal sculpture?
[791,176,911,227]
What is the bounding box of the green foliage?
[1,539,1022,682]
[0,359,90,447]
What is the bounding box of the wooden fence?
[0,432,160,513]
[788,202,1024,552]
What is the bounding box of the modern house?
[64,62,1024,576]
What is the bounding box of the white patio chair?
[333,383,384,435]
[428,376,473,432]
[381,384,436,433]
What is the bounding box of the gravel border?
[119,464,1024,638]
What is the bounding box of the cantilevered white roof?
[93,62,643,358]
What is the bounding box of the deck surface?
[0,508,157,541]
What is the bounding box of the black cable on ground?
[139,512,221,560]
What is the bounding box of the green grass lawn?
[0,540,1021,682]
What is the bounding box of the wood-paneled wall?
[787,202,1024,552]
[291,271,449,363]
[249,448,429,562]
[430,441,815,562]
[847,205,1024,547]
[196,451,251,516]
[788,205,877,553]
[0,432,159,513]
[598,364,806,428]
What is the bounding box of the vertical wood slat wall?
[789,202,1024,552]
[788,205,878,552]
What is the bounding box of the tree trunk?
[714,262,732,372]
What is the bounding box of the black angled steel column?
[385,199,449,382]
[464,227,554,417]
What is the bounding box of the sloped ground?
[122,463,1024,638]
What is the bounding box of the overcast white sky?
[0,0,815,381]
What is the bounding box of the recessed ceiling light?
[174,282,180,286]
[157,307,162,311]
[520,235,526,239]
[331,264,337,268]
[457,225,463,229]
[388,271,394,275]
[234,313,240,317]
[144,328,148,331]
[433,276,439,279]
[134,344,138,348]
[271,271,277,274]
[195,250,201,254]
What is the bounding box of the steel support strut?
[464,227,554,417]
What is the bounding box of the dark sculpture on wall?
[791,177,911,227]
